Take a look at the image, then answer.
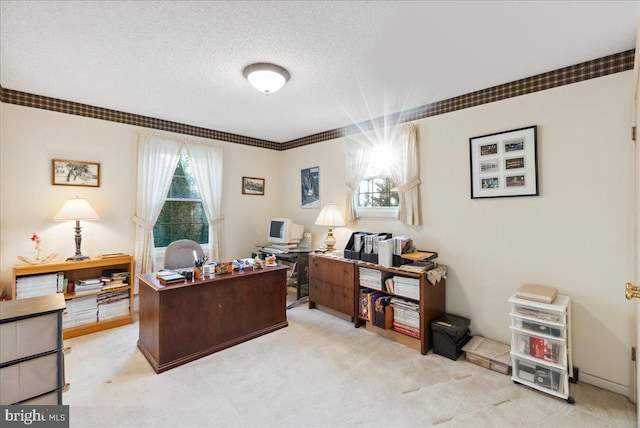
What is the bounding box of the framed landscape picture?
[52,159,100,187]
[242,177,265,195]
[469,126,538,199]
[301,166,320,208]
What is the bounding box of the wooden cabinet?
[0,293,66,405]
[308,254,355,318]
[355,264,445,355]
[11,255,134,339]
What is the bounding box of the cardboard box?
[462,336,512,375]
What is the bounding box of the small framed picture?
[469,126,538,199]
[242,176,265,195]
[301,166,320,208]
[52,159,100,187]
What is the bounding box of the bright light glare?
[366,145,396,176]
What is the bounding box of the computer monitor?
[267,218,304,244]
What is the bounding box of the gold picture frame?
[52,159,100,187]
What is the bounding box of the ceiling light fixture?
[243,62,290,95]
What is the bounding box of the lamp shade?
[54,197,100,221]
[315,203,345,227]
[243,63,290,94]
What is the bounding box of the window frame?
[153,153,209,249]
[356,174,399,220]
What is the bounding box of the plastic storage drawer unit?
[431,313,471,360]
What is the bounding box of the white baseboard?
[580,372,630,397]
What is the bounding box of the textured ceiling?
[0,1,638,143]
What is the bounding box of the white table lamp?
[54,196,100,261]
[315,203,345,252]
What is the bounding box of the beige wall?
[0,69,634,395]
[0,102,282,282]
[280,71,635,395]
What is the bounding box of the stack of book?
[74,278,104,295]
[359,289,389,323]
[358,267,391,291]
[63,295,98,328]
[156,270,185,285]
[16,273,61,299]
[97,290,130,321]
[391,297,420,338]
[398,250,438,273]
[391,276,420,300]
[100,271,129,291]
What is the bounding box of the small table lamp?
[315,203,345,252]
[54,196,100,261]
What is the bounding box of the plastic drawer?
[510,303,563,323]
[510,315,565,340]
[511,329,565,365]
[513,357,565,394]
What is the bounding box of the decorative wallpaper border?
[0,49,634,151]
[0,88,279,150]
[281,49,635,150]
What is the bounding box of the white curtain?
[133,133,182,284]
[389,123,421,225]
[343,139,371,222]
[185,142,224,261]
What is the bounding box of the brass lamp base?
[324,228,336,252]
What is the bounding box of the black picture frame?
[469,126,538,199]
[242,176,265,195]
[301,166,320,208]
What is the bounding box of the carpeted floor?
[63,295,636,427]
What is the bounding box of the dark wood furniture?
[308,254,355,319]
[12,255,134,339]
[137,265,289,373]
[307,254,446,354]
[355,263,446,355]
[0,293,66,405]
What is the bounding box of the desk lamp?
[314,203,345,252]
[54,196,100,261]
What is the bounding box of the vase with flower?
[18,233,58,265]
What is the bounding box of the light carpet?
[63,299,636,427]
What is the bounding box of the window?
[357,145,399,217]
[153,152,208,247]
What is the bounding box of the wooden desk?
[137,266,288,373]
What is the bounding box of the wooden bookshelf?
[354,262,446,355]
[307,254,446,354]
[11,255,134,339]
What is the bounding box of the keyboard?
[261,247,287,254]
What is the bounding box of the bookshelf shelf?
[11,255,134,339]
[355,262,445,355]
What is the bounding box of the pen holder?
[194,266,203,280]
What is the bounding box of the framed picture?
[52,159,100,187]
[301,166,320,208]
[242,176,265,195]
[469,126,538,199]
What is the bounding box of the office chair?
[164,239,204,270]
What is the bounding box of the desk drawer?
[310,280,354,316]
